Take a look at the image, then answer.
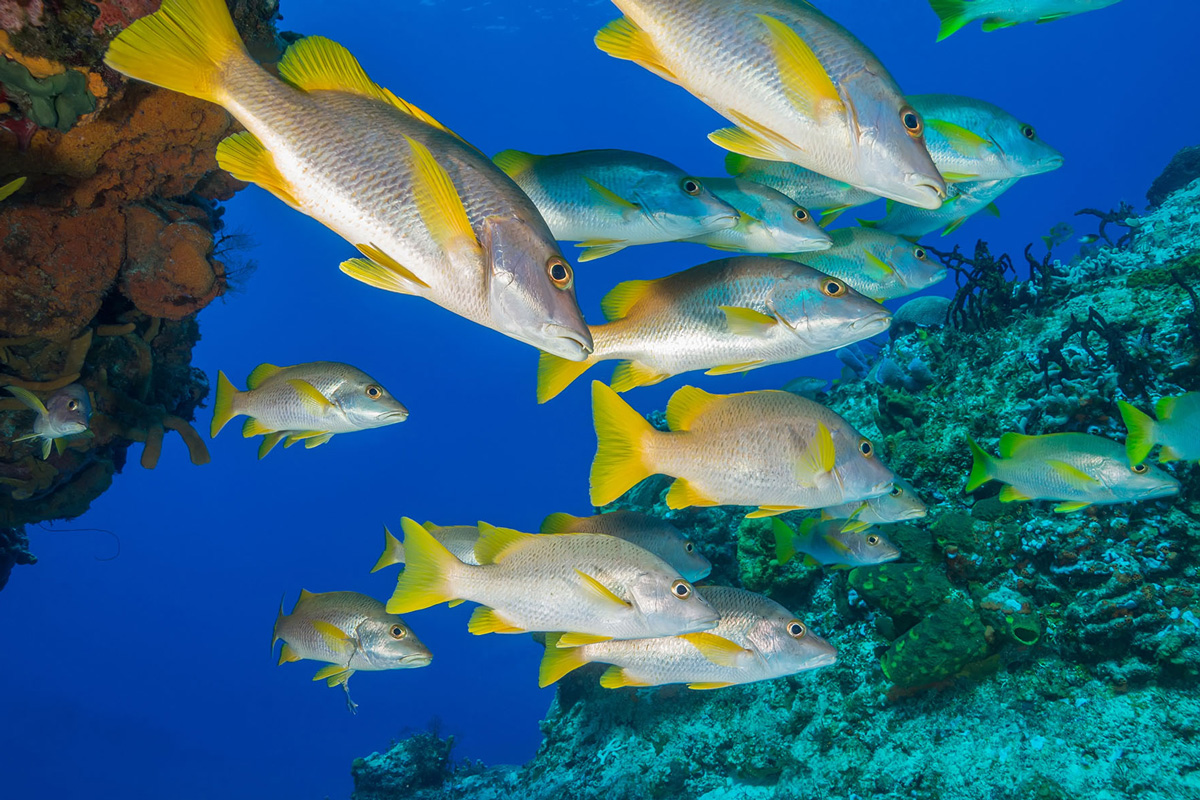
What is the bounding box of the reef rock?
[1147,145,1200,208]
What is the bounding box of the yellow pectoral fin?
[575,570,632,609]
[557,632,613,647]
[940,172,980,182]
[795,422,835,481]
[594,17,677,82]
[925,119,990,157]
[678,632,750,668]
[864,251,896,277]
[687,681,734,691]
[585,177,639,211]
[577,242,627,261]
[216,132,299,208]
[823,533,852,556]
[747,505,804,519]
[467,606,525,635]
[755,14,843,120]
[5,385,48,415]
[286,380,336,416]
[404,135,480,253]
[1044,459,1101,490]
[0,176,26,202]
[720,306,778,337]
[820,206,851,226]
[311,620,355,654]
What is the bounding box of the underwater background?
[2,1,1200,799]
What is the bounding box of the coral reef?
[1148,145,1200,208]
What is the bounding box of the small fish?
[929,0,1122,41]
[679,177,832,254]
[0,176,26,202]
[966,432,1180,512]
[539,585,836,690]
[786,228,946,302]
[596,0,946,209]
[591,382,896,518]
[537,257,891,402]
[370,522,484,570]
[1078,234,1099,244]
[1119,394,1200,465]
[6,384,92,459]
[386,518,719,641]
[861,178,1017,239]
[210,362,408,459]
[891,296,952,335]
[272,589,432,713]
[105,0,591,359]
[492,148,738,261]
[725,154,879,225]
[781,376,830,399]
[772,517,901,568]
[823,477,928,524]
[911,94,1063,183]
[1042,222,1074,250]
[541,510,712,582]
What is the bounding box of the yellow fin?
[312,664,354,687]
[539,633,590,687]
[965,438,996,492]
[998,485,1031,503]
[1156,396,1178,420]
[795,422,835,480]
[386,517,462,613]
[302,432,334,449]
[1118,400,1156,465]
[590,382,656,507]
[287,379,336,415]
[537,351,596,404]
[679,632,749,667]
[245,363,282,390]
[577,242,627,261]
[492,149,541,178]
[599,665,649,689]
[216,132,298,207]
[283,430,325,448]
[688,681,734,690]
[709,126,787,161]
[468,606,525,635]
[1055,501,1091,513]
[940,171,979,182]
[277,643,302,665]
[257,431,285,460]
[610,360,668,393]
[747,505,803,519]
[575,570,631,609]
[242,417,273,438]
[823,533,852,556]
[594,16,677,81]
[5,385,47,416]
[474,522,535,565]
[1045,459,1100,489]
[540,512,584,534]
[405,135,480,253]
[0,176,26,202]
[298,589,318,602]
[665,477,720,509]
[942,216,969,236]
[771,518,797,565]
[925,118,990,156]
[864,251,896,277]
[820,205,851,225]
[210,370,239,437]
[341,250,428,295]
[665,385,720,432]
[371,526,406,572]
[312,620,354,654]
[585,178,640,211]
[720,306,777,337]
[557,632,614,647]
[756,14,843,120]
[705,360,766,376]
[840,518,871,534]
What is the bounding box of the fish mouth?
[805,238,834,251]
[898,508,927,520]
[703,211,740,231]
[850,311,892,333]
[898,175,947,210]
[400,653,433,667]
[540,323,594,361]
[380,410,410,423]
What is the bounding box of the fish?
[536,257,891,402]
[891,296,952,335]
[781,376,830,399]
[1079,234,1100,244]
[492,148,738,261]
[386,518,720,642]
[591,382,896,517]
[1042,223,1074,249]
[0,176,26,202]
[772,517,901,568]
[784,228,946,302]
[822,477,928,524]
[1119,394,1200,465]
[909,94,1064,182]
[539,585,836,689]
[929,0,1122,41]
[725,154,879,225]
[965,432,1180,512]
[541,510,712,582]
[370,522,484,570]
[104,0,592,360]
[210,362,408,458]
[272,589,431,713]
[6,384,92,459]
[860,178,1018,238]
[596,0,946,209]
[679,177,832,254]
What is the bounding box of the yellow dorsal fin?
[474,522,535,565]
[557,632,614,647]
[599,665,649,689]
[720,306,777,337]
[679,632,749,667]
[864,251,895,277]
[575,570,631,609]
[404,135,480,253]
[286,379,336,415]
[585,177,640,211]
[665,477,720,509]
[688,681,734,690]
[795,422,836,481]
[925,118,991,156]
[467,606,525,635]
[600,279,656,322]
[594,16,677,81]
[245,363,283,390]
[665,385,720,431]
[216,132,299,207]
[242,417,274,438]
[492,149,542,178]
[998,432,1038,458]
[609,360,668,393]
[540,512,584,534]
[755,14,843,120]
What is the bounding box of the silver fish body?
[6,384,91,458]
[725,154,879,222]
[864,177,1018,238]
[541,510,712,582]
[272,590,432,672]
[681,177,832,253]
[930,0,1122,40]
[773,517,901,567]
[823,477,927,523]
[790,228,946,301]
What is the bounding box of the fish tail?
[537,351,596,404]
[538,633,590,688]
[928,0,972,41]
[210,370,241,437]
[964,438,997,492]
[370,525,406,573]
[589,381,656,507]
[771,519,797,565]
[103,0,248,105]
[1117,400,1157,466]
[385,518,463,614]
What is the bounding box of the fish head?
[747,613,838,674]
[989,119,1064,177]
[883,240,947,292]
[482,214,593,361]
[831,428,897,502]
[638,174,739,237]
[850,95,946,210]
[828,528,902,565]
[45,384,92,436]
[759,201,834,253]
[867,478,928,522]
[628,571,720,636]
[331,376,410,429]
[669,537,712,583]
[1115,460,1181,502]
[771,266,891,350]
[358,617,433,669]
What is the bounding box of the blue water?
[3,1,1197,798]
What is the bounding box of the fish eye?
[365,385,382,399]
[793,206,810,222]
[684,541,694,553]
[900,107,923,137]
[389,624,407,640]
[866,535,880,546]
[890,485,903,497]
[681,178,702,196]
[858,439,874,457]
[1021,124,1036,139]
[67,400,78,411]
[671,579,692,599]
[1132,463,1148,474]
[787,620,807,639]
[821,279,846,298]
[547,257,572,289]
[913,247,927,260]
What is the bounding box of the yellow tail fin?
[103,0,246,104]
[1117,400,1157,465]
[964,438,995,493]
[210,370,240,437]
[370,526,405,573]
[771,518,797,565]
[537,351,596,404]
[538,633,590,687]
[589,381,656,507]
[385,518,463,614]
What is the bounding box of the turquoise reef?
[351,169,1200,800]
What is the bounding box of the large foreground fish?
[537,257,891,402]
[539,585,836,689]
[591,382,896,516]
[928,0,1122,41]
[783,228,946,302]
[105,0,591,359]
[596,0,946,209]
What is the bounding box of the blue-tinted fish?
[861,178,1018,238]
[823,477,928,524]
[541,510,712,582]
[1119,394,1200,465]
[786,228,946,301]
[929,0,1122,41]
[782,376,830,399]
[1042,222,1074,250]
[725,154,880,225]
[772,517,901,567]
[6,384,92,458]
[680,178,832,254]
